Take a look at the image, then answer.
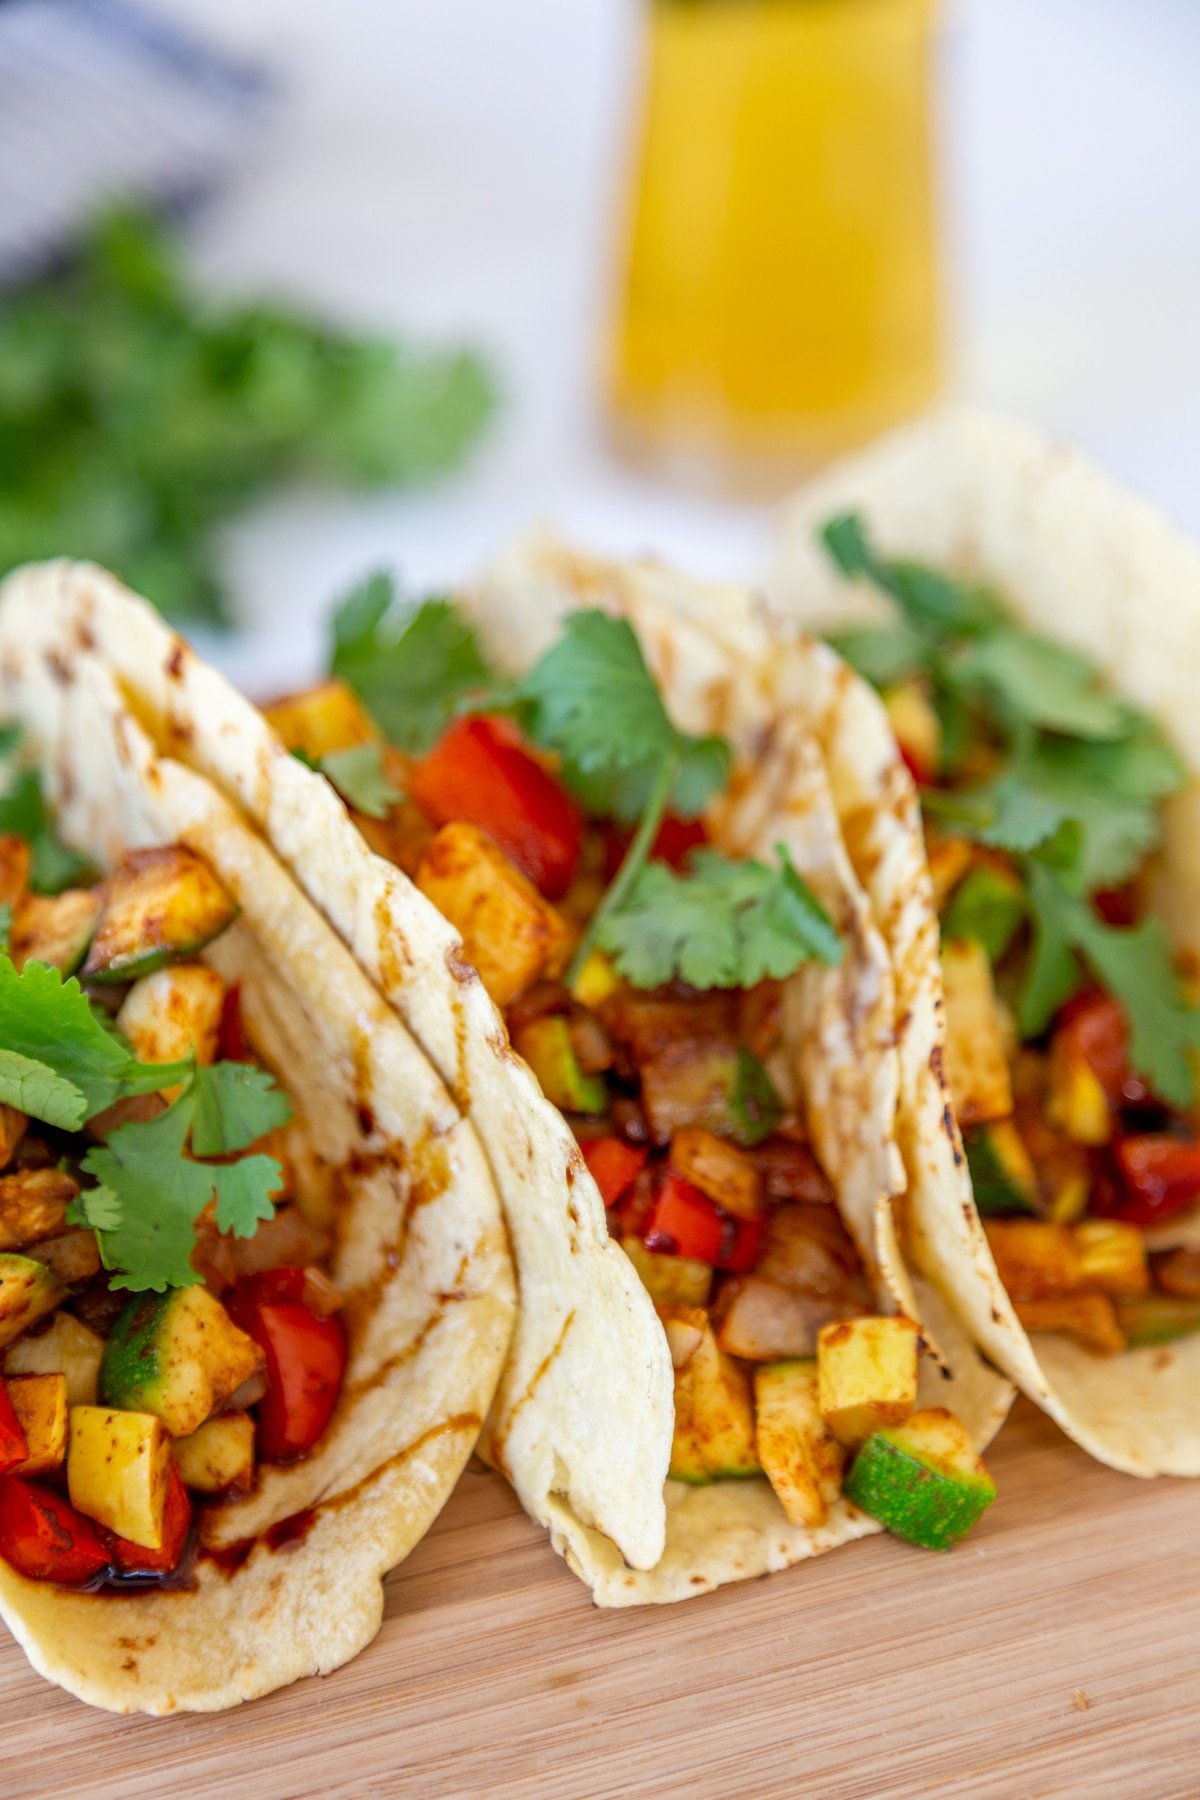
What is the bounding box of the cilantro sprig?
[822,513,1200,1102]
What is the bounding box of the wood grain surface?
[1,1397,1196,1800]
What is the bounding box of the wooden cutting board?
[1,1397,1196,1800]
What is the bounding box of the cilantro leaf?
[212,1157,282,1239]
[81,1102,211,1291]
[954,630,1130,740]
[1017,863,1085,1037]
[730,1047,783,1147]
[941,867,1026,964]
[0,1047,86,1131]
[826,623,927,689]
[331,581,496,753]
[0,764,93,894]
[821,514,1001,638]
[319,743,403,819]
[191,1061,292,1156]
[597,847,842,991]
[66,1185,122,1233]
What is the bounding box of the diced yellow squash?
[620,1238,712,1309]
[754,1359,845,1529]
[0,835,30,909]
[817,1315,920,1449]
[172,1410,256,1495]
[32,1229,102,1287]
[6,1373,67,1475]
[263,679,378,759]
[940,939,1014,1128]
[416,822,570,1009]
[100,1287,264,1438]
[1014,1292,1126,1355]
[10,888,102,975]
[570,949,619,1010]
[0,1253,62,1349]
[84,847,238,984]
[884,682,940,781]
[669,1128,763,1220]
[1047,1171,1090,1225]
[4,1311,105,1405]
[1073,1220,1149,1299]
[68,1405,170,1549]
[1047,1046,1112,1146]
[117,962,226,1101]
[0,1168,79,1252]
[0,1106,26,1172]
[983,1218,1082,1301]
[662,1306,761,1481]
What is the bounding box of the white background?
[149,0,1200,692]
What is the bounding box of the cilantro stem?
[566,748,680,986]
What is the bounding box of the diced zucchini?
[940,939,1014,1128]
[620,1237,712,1308]
[1116,1295,1200,1348]
[1013,1292,1125,1354]
[942,863,1025,965]
[172,1410,255,1495]
[6,1373,67,1475]
[0,1168,79,1252]
[10,889,102,975]
[754,1359,845,1529]
[32,1229,101,1287]
[663,1307,761,1482]
[263,679,378,760]
[965,1121,1039,1217]
[669,1128,763,1221]
[1046,1046,1112,1147]
[817,1315,920,1449]
[1073,1220,1148,1298]
[67,1405,170,1549]
[983,1218,1081,1300]
[0,1253,62,1349]
[571,950,619,1009]
[884,682,940,782]
[0,835,30,909]
[116,962,226,1087]
[83,847,238,984]
[416,822,570,1009]
[100,1286,264,1437]
[844,1407,996,1550]
[512,1015,607,1115]
[4,1311,104,1405]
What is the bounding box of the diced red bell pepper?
[218,983,247,1062]
[1055,991,1147,1108]
[601,813,708,884]
[1108,1135,1200,1229]
[0,1476,109,1585]
[410,715,583,899]
[109,1466,192,1575]
[719,1211,766,1274]
[0,1384,29,1477]
[1093,885,1138,928]
[232,1286,347,1462]
[580,1137,648,1209]
[643,1171,725,1263]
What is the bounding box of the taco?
[767,405,1200,1477]
[5,551,1015,1600]
[0,587,514,1710]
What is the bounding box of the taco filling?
[266,596,996,1552]
[819,513,1200,1358]
[0,802,350,1591]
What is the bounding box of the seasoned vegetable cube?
[640,1040,740,1145]
[171,1410,255,1495]
[6,1374,67,1476]
[620,1238,712,1309]
[1073,1220,1148,1298]
[67,1405,170,1549]
[416,822,570,1009]
[0,1107,26,1172]
[817,1315,920,1449]
[0,836,30,909]
[754,1359,845,1528]
[965,1121,1039,1217]
[0,1169,79,1252]
[1047,1044,1112,1146]
[983,1218,1081,1300]
[10,889,102,975]
[84,847,238,983]
[1117,1295,1200,1347]
[884,681,940,784]
[662,1307,760,1481]
[1013,1292,1125,1354]
[4,1312,105,1405]
[100,1287,264,1437]
[512,1015,606,1115]
[714,1276,857,1363]
[940,939,1014,1128]
[32,1230,101,1287]
[117,962,226,1095]
[844,1407,996,1550]
[263,679,377,759]
[570,949,619,1010]
[0,1254,62,1349]
[669,1128,763,1220]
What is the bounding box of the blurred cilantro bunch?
[0,207,496,625]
